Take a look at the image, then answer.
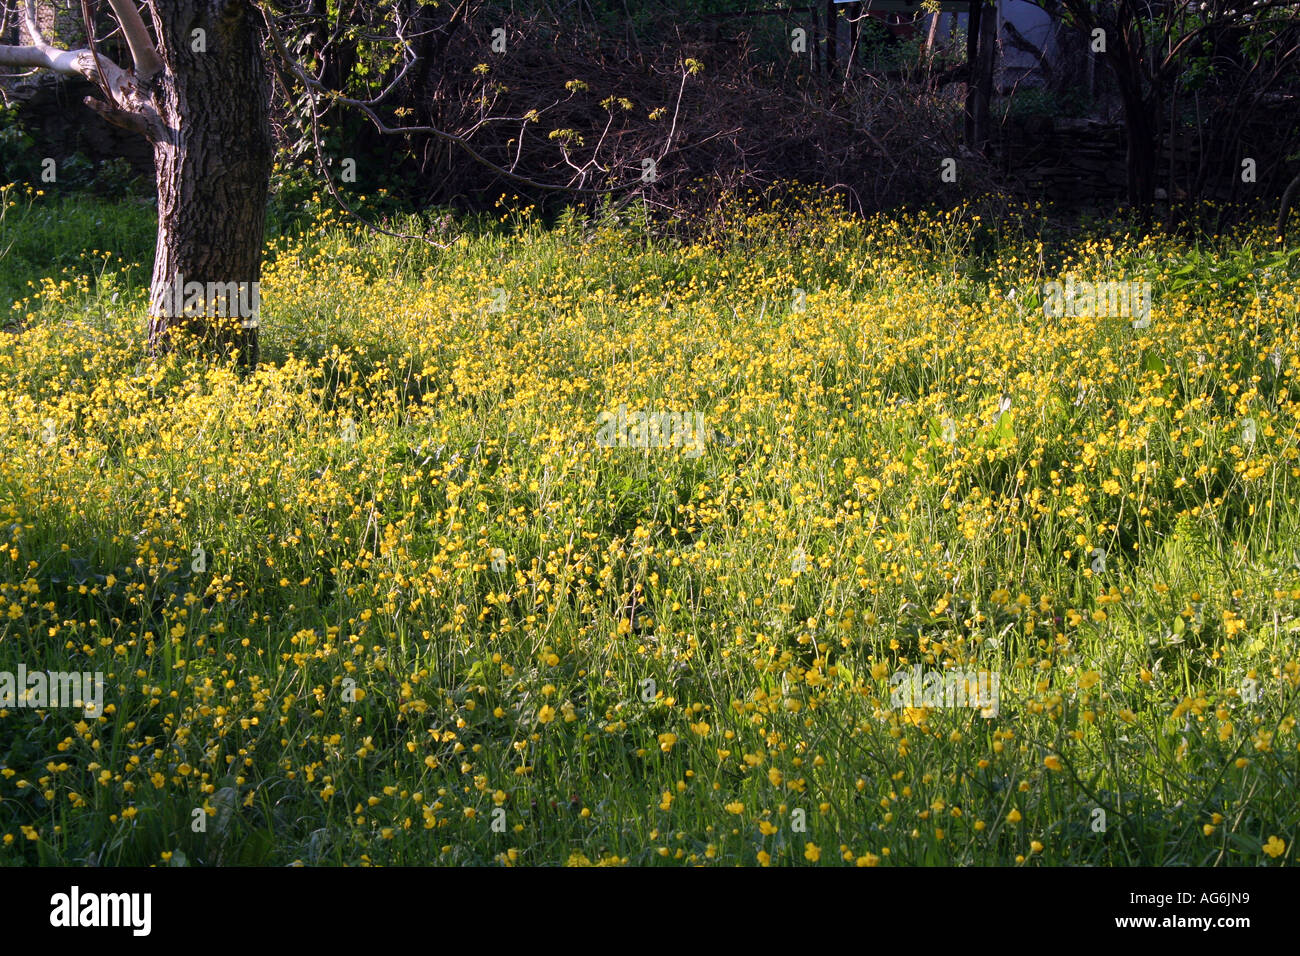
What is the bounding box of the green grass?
[0,187,1298,866]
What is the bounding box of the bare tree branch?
[0,0,106,77]
[104,0,161,80]
[83,0,118,101]
[264,34,453,250]
[0,0,158,138]
[259,3,662,197]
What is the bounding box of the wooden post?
[826,1,837,77]
[964,0,982,145]
[975,0,995,151]
[812,2,822,75]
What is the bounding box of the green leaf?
[980,410,1016,448]
[239,829,277,865]
[1141,351,1167,375]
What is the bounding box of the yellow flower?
[1263,836,1286,859]
[1044,755,1062,771]
[537,704,556,724]
[804,842,821,862]
[1007,808,1022,823]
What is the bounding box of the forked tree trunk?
[146,2,273,366]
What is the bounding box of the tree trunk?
[1,2,274,364]
[1105,8,1156,217]
[825,1,837,78]
[145,1,273,366]
[1117,78,1156,215]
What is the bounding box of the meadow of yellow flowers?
[0,184,1297,865]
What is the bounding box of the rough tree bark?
[0,0,273,365]
[145,1,273,364]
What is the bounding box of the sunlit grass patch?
[0,189,1297,866]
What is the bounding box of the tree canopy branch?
[104,0,162,80]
